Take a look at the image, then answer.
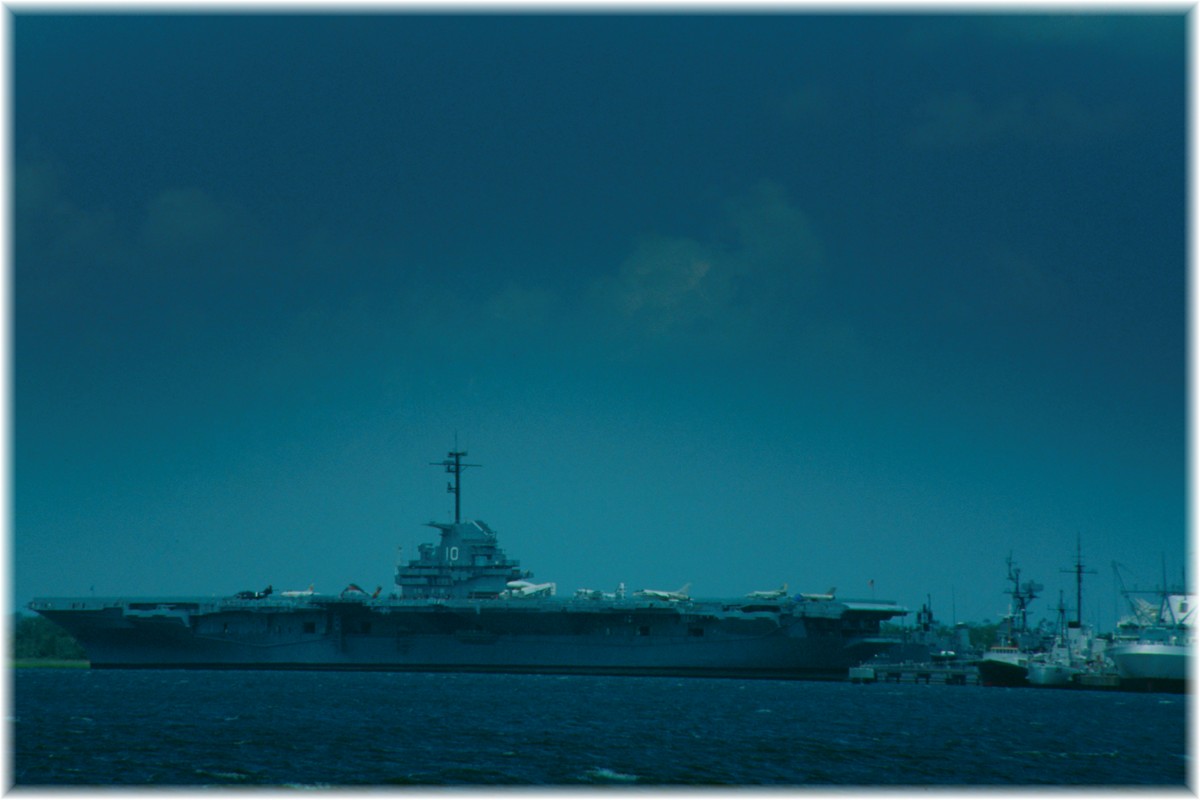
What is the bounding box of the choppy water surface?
[11,670,1190,786]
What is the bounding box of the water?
[11,670,1190,786]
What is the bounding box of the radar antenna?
[430,450,480,523]
[1004,554,1042,634]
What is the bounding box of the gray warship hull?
[30,594,904,680]
[29,450,908,679]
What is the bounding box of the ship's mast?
[431,450,480,523]
[1004,554,1041,635]
[1060,534,1095,627]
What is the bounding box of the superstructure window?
[303,622,316,634]
[638,626,651,636]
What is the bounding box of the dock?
[848,663,979,686]
[1073,673,1122,690]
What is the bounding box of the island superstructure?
[29,450,910,679]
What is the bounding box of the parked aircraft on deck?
[747,583,788,599]
[635,583,691,602]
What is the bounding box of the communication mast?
[430,450,480,523]
[1060,534,1096,627]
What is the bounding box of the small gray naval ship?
[30,451,909,679]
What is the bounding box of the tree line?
[881,620,1003,650]
[11,614,86,660]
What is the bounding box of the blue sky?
[12,12,1187,632]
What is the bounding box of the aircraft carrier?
[29,451,909,680]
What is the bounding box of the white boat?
[1107,639,1189,681]
[1106,592,1194,692]
[1027,658,1079,687]
[1027,591,1096,689]
[978,645,1031,687]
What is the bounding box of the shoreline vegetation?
[13,659,90,669]
[12,614,87,664]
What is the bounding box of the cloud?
[15,158,256,276]
[140,187,251,256]
[590,183,823,344]
[939,249,1063,327]
[907,91,1130,148]
[780,83,835,126]
[725,182,822,275]
[982,251,1057,309]
[590,237,730,345]
[903,14,1182,60]
[607,236,714,319]
[14,156,268,344]
[15,159,123,269]
[980,14,1181,56]
[13,158,129,314]
[486,283,558,326]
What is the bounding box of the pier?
[848,663,980,686]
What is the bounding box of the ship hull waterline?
[977,657,1029,688]
[1106,642,1190,694]
[33,596,905,682]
